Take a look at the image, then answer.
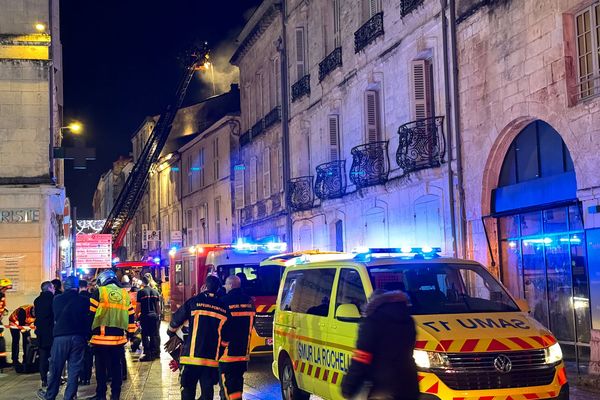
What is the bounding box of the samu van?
[272,248,568,400]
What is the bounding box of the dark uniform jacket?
[33,291,54,348]
[53,290,91,338]
[170,291,227,367]
[341,291,419,400]
[219,288,255,367]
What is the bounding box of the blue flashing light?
[191,167,201,171]
[153,257,161,264]
[112,257,120,264]
[353,247,442,261]
[171,167,180,172]
[234,165,246,171]
[169,246,177,257]
[233,238,288,253]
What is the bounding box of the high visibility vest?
[92,285,130,331]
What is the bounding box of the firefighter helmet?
[0,279,12,289]
[97,270,118,287]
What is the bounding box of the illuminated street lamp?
[60,238,70,249]
[35,23,46,32]
[65,122,83,134]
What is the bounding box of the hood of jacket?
[365,290,410,319]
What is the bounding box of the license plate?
[266,338,273,346]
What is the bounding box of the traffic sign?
[76,233,112,269]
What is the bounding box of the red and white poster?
[76,234,112,269]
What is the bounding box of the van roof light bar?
[353,247,442,262]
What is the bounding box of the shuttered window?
[250,157,257,204]
[255,72,263,123]
[328,115,340,161]
[213,138,219,181]
[187,154,193,194]
[334,0,342,48]
[215,197,221,243]
[234,166,245,210]
[364,0,381,20]
[263,148,272,198]
[364,90,381,142]
[198,148,205,188]
[575,4,600,99]
[411,59,434,121]
[295,27,306,80]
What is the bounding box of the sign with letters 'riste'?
[0,209,40,224]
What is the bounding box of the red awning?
[114,261,156,268]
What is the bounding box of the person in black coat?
[33,281,55,387]
[341,290,419,400]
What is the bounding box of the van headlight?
[545,343,563,364]
[413,350,448,370]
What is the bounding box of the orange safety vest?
[9,305,35,331]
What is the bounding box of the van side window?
[336,269,367,313]
[279,269,336,317]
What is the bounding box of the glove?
[164,335,183,354]
[169,359,179,372]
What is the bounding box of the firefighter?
[341,290,419,400]
[168,275,227,400]
[9,304,35,368]
[218,275,255,400]
[0,278,12,369]
[89,270,136,400]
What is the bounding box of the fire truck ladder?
[102,48,206,251]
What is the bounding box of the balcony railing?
[291,74,311,102]
[349,141,390,189]
[257,201,267,218]
[287,176,314,211]
[319,47,342,81]
[264,106,282,129]
[239,130,251,147]
[251,119,265,138]
[401,0,424,17]
[354,12,384,53]
[314,160,347,200]
[241,206,253,225]
[396,116,446,175]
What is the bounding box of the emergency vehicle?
[169,241,287,355]
[272,248,568,400]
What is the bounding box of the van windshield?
[217,264,282,297]
[367,263,519,315]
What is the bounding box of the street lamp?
[59,122,83,140]
[35,23,46,32]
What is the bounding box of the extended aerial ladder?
[102,47,207,252]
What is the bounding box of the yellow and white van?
[272,248,568,400]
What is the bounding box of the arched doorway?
[493,120,591,368]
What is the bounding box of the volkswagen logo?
[493,354,512,373]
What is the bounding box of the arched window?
[499,120,574,187]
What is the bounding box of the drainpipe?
[440,0,458,257]
[449,0,467,258]
[279,0,293,249]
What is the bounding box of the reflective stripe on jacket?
[9,305,35,331]
[90,284,135,345]
[220,288,255,364]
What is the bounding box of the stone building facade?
[92,156,133,219]
[284,0,456,253]
[456,0,600,372]
[0,0,65,306]
[231,0,288,246]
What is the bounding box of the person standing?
[0,278,13,369]
[169,276,227,400]
[136,274,161,361]
[33,281,55,388]
[39,276,90,400]
[51,279,63,296]
[8,304,35,368]
[78,280,93,386]
[89,270,135,400]
[341,290,419,400]
[218,276,255,400]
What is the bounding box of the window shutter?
[234,167,245,210]
[411,59,433,121]
[364,90,380,142]
[369,0,380,17]
[334,0,342,48]
[213,138,219,181]
[295,27,306,80]
[250,157,257,204]
[263,148,271,198]
[328,115,340,161]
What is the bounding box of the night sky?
[61,0,261,217]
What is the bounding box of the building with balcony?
[0,0,65,306]
[285,0,455,252]
[231,0,288,244]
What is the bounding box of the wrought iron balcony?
[251,119,265,138]
[264,106,281,129]
[314,160,347,200]
[291,74,310,102]
[397,116,446,175]
[241,206,253,225]
[401,0,424,17]
[349,141,390,189]
[287,176,314,211]
[354,12,384,53]
[239,130,251,147]
[319,47,342,81]
[257,201,267,218]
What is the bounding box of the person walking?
[169,276,227,400]
[78,280,93,386]
[8,304,35,368]
[137,274,161,361]
[0,278,13,370]
[38,276,90,400]
[341,290,419,400]
[89,270,136,400]
[33,281,55,388]
[218,276,255,400]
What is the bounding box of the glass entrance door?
[499,205,591,371]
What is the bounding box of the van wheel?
[280,357,309,400]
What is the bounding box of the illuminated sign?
[76,234,112,269]
[0,209,40,223]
